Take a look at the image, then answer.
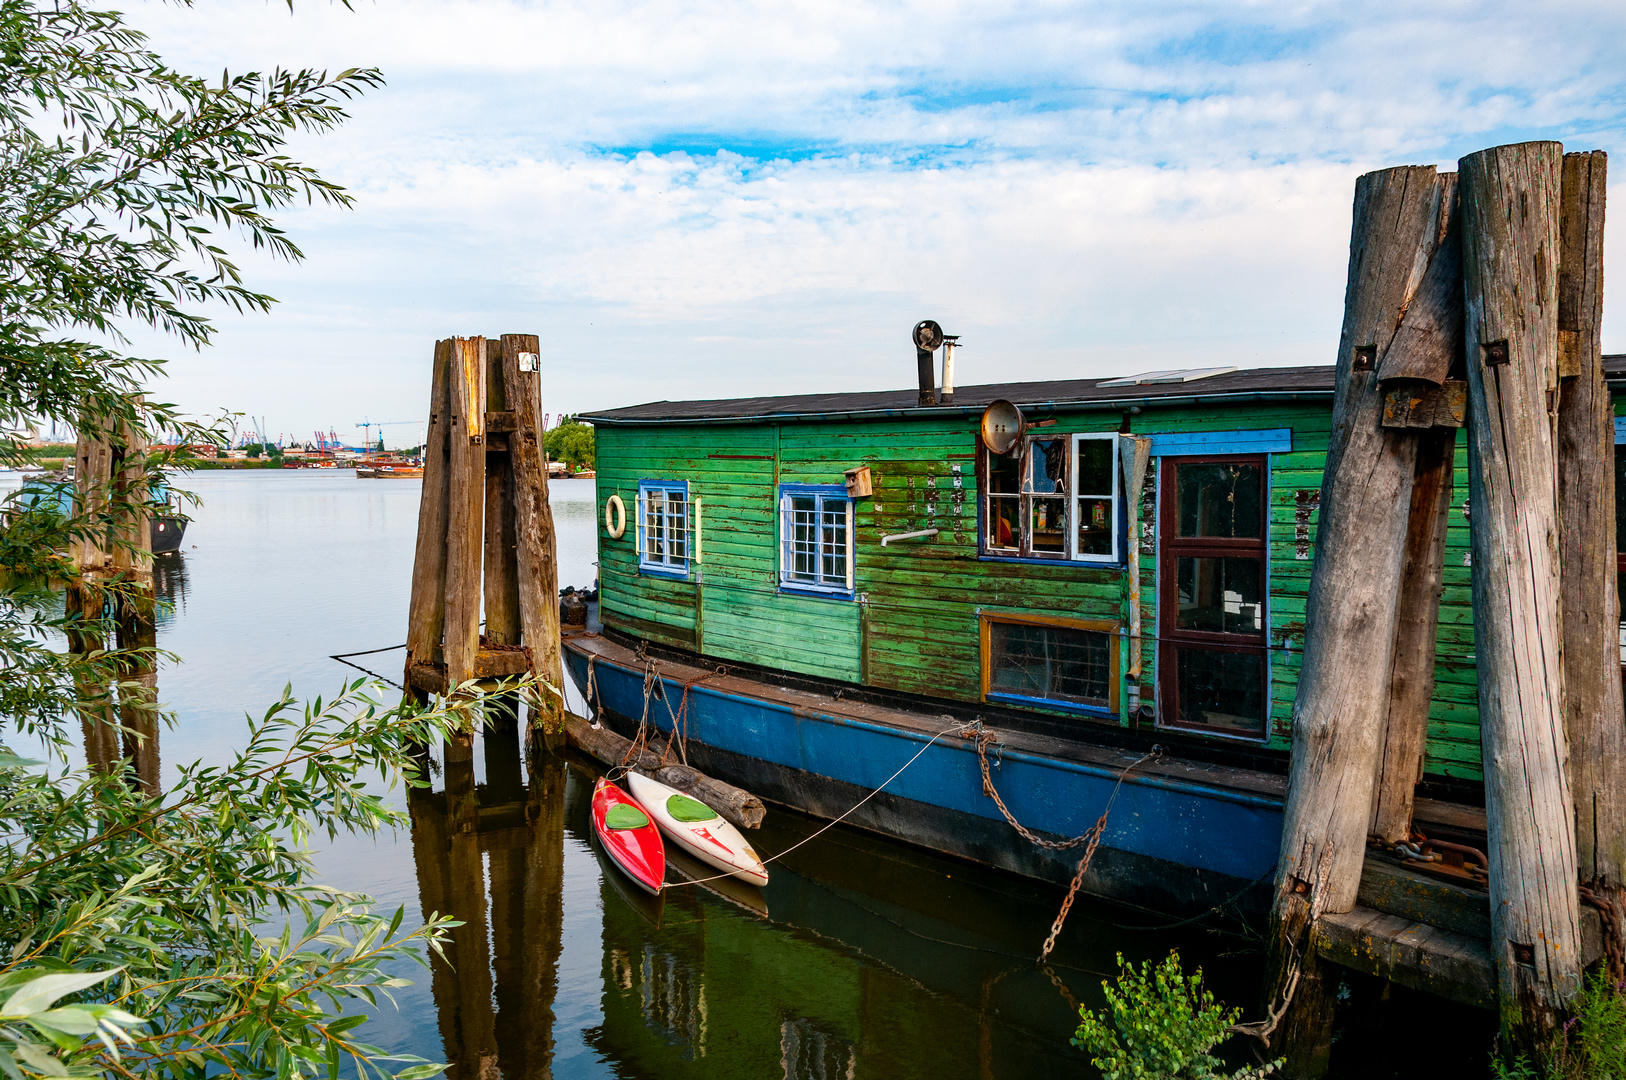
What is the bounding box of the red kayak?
[591,778,665,895]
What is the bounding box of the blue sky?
[126,0,1626,446]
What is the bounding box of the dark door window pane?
[1176,462,1263,538]
[989,622,1110,708]
[1173,648,1265,736]
[1616,445,1626,551]
[1175,557,1264,634]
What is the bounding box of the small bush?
[1074,951,1278,1080]
[1498,966,1626,1080]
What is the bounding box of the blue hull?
[565,641,1284,917]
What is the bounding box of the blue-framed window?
[779,484,853,597]
[983,432,1120,563]
[637,480,690,578]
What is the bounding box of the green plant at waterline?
[1073,951,1281,1080]
[1492,965,1626,1080]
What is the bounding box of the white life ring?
[605,493,627,539]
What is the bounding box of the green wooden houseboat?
[562,355,1626,918]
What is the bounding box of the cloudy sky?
[124,0,1626,447]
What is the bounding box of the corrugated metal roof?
[581,363,1338,425]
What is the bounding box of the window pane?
[1615,445,1626,552]
[645,496,664,559]
[1176,462,1262,538]
[988,450,1021,494]
[1619,570,1626,664]
[989,622,1110,708]
[1077,437,1114,497]
[789,495,817,581]
[1077,497,1113,556]
[665,492,687,561]
[1030,496,1066,555]
[1175,557,1263,634]
[1174,648,1265,736]
[820,499,847,583]
[987,495,1021,551]
[1024,439,1067,494]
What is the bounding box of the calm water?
[16,469,1488,1078]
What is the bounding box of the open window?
[1157,456,1268,739]
[980,613,1119,718]
[637,480,690,578]
[779,484,854,597]
[982,432,1119,563]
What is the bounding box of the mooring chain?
[973,724,1160,961]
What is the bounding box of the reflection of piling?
[403,336,564,741]
[408,719,565,1080]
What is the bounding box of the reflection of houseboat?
[563,356,1611,919]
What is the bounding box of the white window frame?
[636,480,690,578]
[778,484,855,597]
[1069,432,1120,564]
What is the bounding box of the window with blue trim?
[779,484,853,596]
[983,432,1119,563]
[981,614,1118,716]
[637,480,690,577]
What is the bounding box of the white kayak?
[628,771,769,887]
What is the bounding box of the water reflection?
[408,700,563,1080]
[152,552,188,628]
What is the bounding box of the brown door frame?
[1156,454,1270,738]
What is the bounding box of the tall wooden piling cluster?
[403,335,564,737]
[1266,142,1622,1069]
[66,412,160,792]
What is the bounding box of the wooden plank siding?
[594,403,1488,784]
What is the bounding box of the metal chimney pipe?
[917,349,937,406]
[940,341,956,402]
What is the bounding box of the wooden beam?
[404,339,453,698]
[1264,166,1450,1075]
[1460,140,1581,1051]
[1370,426,1456,843]
[1555,149,1626,978]
[443,337,487,690]
[500,334,564,736]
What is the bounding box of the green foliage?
[545,420,594,471]
[1073,952,1279,1080]
[1495,967,1626,1080]
[0,1,490,1078]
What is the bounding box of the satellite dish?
[980,400,1025,455]
[913,320,945,352]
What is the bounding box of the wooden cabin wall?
[594,405,1489,784]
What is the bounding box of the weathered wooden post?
[1262,165,1456,1075]
[1369,173,1466,842]
[1554,150,1626,976]
[500,334,564,738]
[1460,140,1581,1050]
[404,340,453,703]
[402,336,563,743]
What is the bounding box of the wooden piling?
[444,338,487,689]
[1369,429,1457,843]
[500,334,564,736]
[1264,166,1453,1073]
[404,340,453,700]
[1460,140,1581,1050]
[1555,150,1626,976]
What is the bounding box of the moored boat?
[628,770,768,886]
[590,778,665,895]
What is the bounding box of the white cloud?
[113,0,1626,440]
